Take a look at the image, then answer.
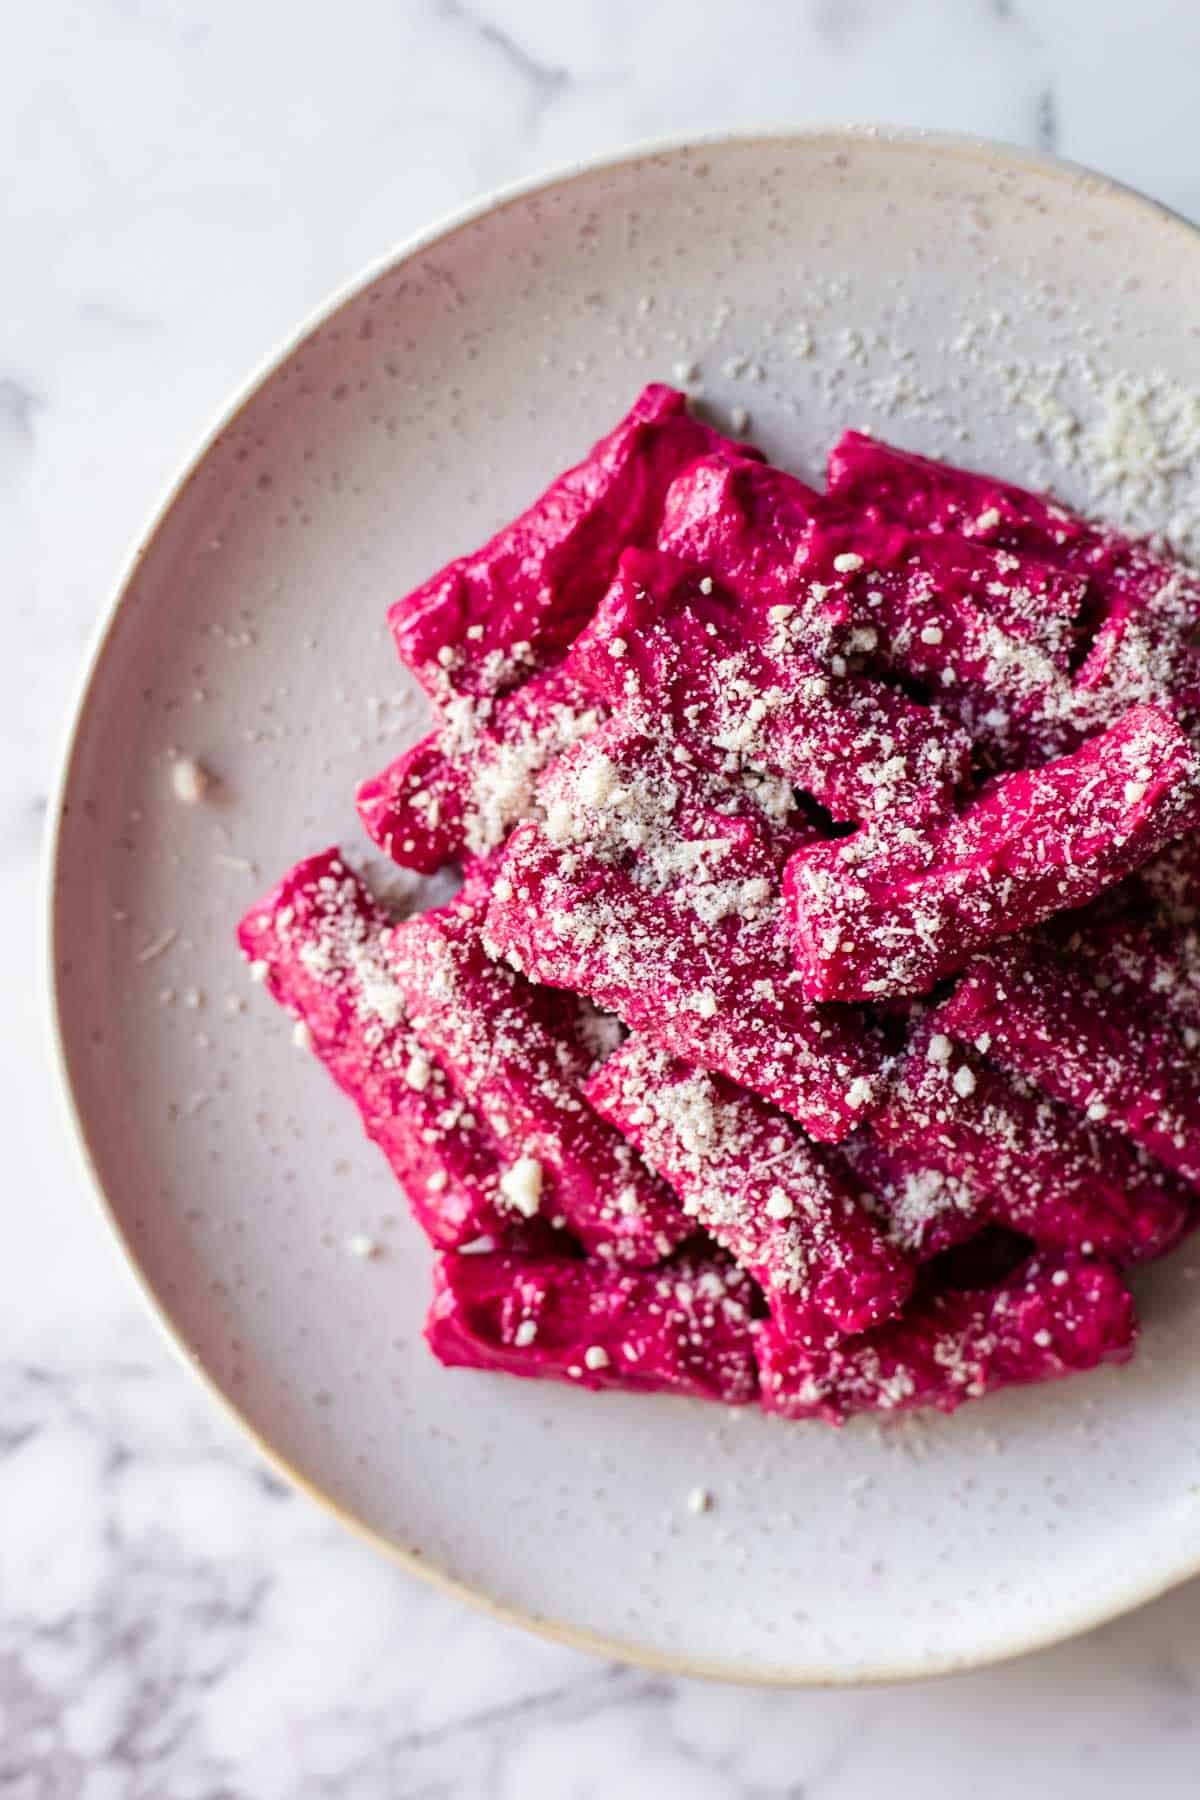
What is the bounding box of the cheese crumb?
[687,1486,712,1514]
[846,1076,874,1110]
[171,756,211,805]
[699,576,714,595]
[499,1156,543,1217]
[765,1189,795,1221]
[291,1019,313,1052]
[514,1319,538,1348]
[248,960,270,983]
[833,552,864,574]
[584,1345,610,1371]
[952,1064,977,1099]
[345,1234,379,1260]
[927,1033,953,1065]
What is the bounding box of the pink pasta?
[871,1023,1190,1266]
[660,451,1092,765]
[1063,910,1200,1045]
[783,703,1200,1002]
[387,889,691,1265]
[935,938,1200,1188]
[827,430,1200,744]
[586,1036,912,1339]
[571,547,970,823]
[357,666,605,874]
[838,1132,988,1259]
[243,388,1200,1423]
[427,1248,759,1403]
[237,850,516,1250]
[389,383,750,702]
[758,1256,1136,1423]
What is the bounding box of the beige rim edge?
[43,124,1200,1688]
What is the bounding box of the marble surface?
[8,0,1200,1792]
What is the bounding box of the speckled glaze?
[49,133,1200,1682]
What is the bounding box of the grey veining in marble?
[7,1,1200,1793]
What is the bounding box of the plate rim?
[43,124,1200,1686]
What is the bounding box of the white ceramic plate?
[50,131,1200,1683]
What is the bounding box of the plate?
[49,130,1200,1683]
